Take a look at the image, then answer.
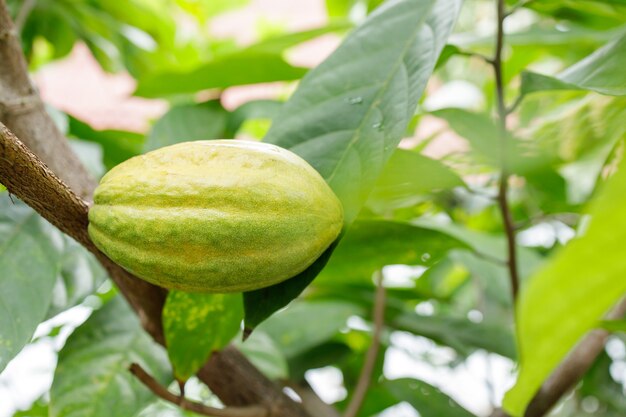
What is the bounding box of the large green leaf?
[0,196,69,372]
[244,0,462,329]
[522,32,626,97]
[163,291,243,381]
[144,100,229,152]
[317,219,468,284]
[50,297,171,417]
[135,53,307,97]
[367,149,465,211]
[503,156,626,416]
[264,0,463,223]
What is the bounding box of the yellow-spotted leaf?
[163,291,243,381]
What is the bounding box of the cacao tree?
[1,1,626,417]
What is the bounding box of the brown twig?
[343,270,386,417]
[491,0,520,301]
[129,363,269,417]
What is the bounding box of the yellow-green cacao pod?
[88,140,343,292]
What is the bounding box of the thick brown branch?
[0,122,167,340]
[343,270,386,417]
[0,0,95,200]
[129,363,269,417]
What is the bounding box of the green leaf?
[163,291,243,381]
[264,0,463,224]
[393,312,516,358]
[384,378,477,417]
[413,219,545,279]
[68,116,144,170]
[522,32,626,97]
[225,100,283,137]
[503,157,626,416]
[287,341,352,381]
[527,95,626,204]
[145,100,229,152]
[367,149,465,211]
[431,108,498,162]
[0,196,65,372]
[13,399,49,417]
[245,22,352,55]
[234,330,288,380]
[256,300,362,358]
[580,351,626,414]
[244,0,462,330]
[599,320,626,332]
[50,296,171,417]
[135,53,307,97]
[519,1,626,29]
[432,108,553,175]
[317,219,468,284]
[45,236,108,319]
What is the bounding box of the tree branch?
[492,0,520,301]
[343,270,386,417]
[129,363,269,417]
[0,0,95,200]
[13,0,36,34]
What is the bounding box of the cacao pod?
[88,140,343,292]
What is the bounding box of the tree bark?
[0,0,95,200]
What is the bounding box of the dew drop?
[347,96,363,104]
[421,253,431,262]
[372,122,383,130]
